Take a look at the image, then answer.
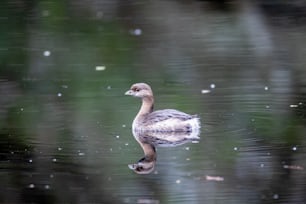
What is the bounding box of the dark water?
[1,1,306,203]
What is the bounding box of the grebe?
[125,82,200,174]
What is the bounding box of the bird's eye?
[134,88,140,92]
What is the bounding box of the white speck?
[206,175,224,181]
[43,50,51,57]
[57,92,62,97]
[57,147,62,151]
[29,159,33,163]
[201,89,211,94]
[186,158,190,161]
[185,147,190,150]
[266,105,270,109]
[233,147,238,151]
[50,174,54,178]
[292,146,297,151]
[95,66,106,71]
[175,179,181,184]
[116,135,120,139]
[44,185,50,190]
[20,108,24,111]
[107,85,111,90]
[42,10,49,17]
[122,124,126,128]
[96,11,103,18]
[264,86,269,91]
[78,152,85,156]
[251,118,255,122]
[290,104,298,108]
[273,194,279,199]
[299,102,303,105]
[260,163,265,168]
[191,140,199,144]
[28,184,35,188]
[52,158,57,162]
[125,143,129,146]
[61,85,68,89]
[210,83,216,89]
[110,148,113,152]
[131,28,142,36]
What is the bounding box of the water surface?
[1,1,306,203]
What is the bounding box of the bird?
[125,82,200,174]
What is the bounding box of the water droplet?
[96,11,103,18]
[210,83,216,89]
[95,66,106,71]
[131,28,142,36]
[43,50,51,57]
[292,146,297,151]
[201,89,211,94]
[29,159,33,163]
[233,147,238,151]
[52,158,57,162]
[57,92,62,97]
[273,194,279,199]
[264,86,269,91]
[42,10,49,17]
[116,135,120,139]
[175,179,181,184]
[28,184,35,188]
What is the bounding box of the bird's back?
[134,109,200,133]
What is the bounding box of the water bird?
[125,83,200,174]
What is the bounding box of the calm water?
[1,1,306,203]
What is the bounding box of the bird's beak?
[125,90,133,95]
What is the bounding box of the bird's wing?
[142,109,194,126]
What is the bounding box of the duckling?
[125,83,200,174]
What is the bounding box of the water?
[1,1,306,203]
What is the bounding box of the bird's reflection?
[128,129,200,174]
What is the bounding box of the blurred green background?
[1,0,306,203]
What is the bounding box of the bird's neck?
[137,96,154,117]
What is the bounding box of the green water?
[1,1,306,203]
